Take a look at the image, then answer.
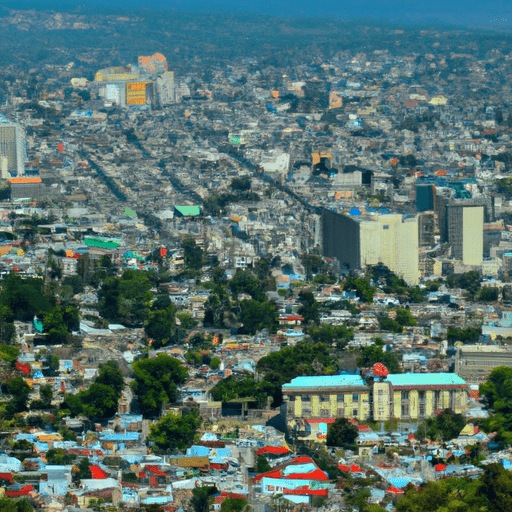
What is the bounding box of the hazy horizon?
[1,0,512,29]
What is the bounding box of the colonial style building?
[282,372,467,422]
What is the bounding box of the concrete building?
[0,118,26,177]
[437,196,487,266]
[446,204,484,265]
[322,209,419,284]
[455,344,512,383]
[283,373,468,423]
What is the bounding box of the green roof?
[83,237,122,250]
[124,207,137,218]
[174,205,201,217]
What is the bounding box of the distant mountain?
[0,0,511,28]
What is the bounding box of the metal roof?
[386,373,466,387]
[283,375,365,389]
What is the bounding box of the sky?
[2,0,512,29]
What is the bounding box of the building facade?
[0,119,26,177]
[322,209,419,284]
[283,373,467,422]
[455,343,512,383]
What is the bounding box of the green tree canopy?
[240,299,278,334]
[145,303,177,348]
[396,464,512,512]
[307,323,353,349]
[131,354,188,418]
[298,290,320,326]
[357,338,401,374]
[417,409,465,442]
[326,418,359,448]
[149,411,201,453]
[95,360,124,396]
[182,237,204,272]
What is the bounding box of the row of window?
[299,394,361,403]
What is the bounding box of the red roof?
[338,464,364,473]
[435,463,447,472]
[90,465,108,479]
[386,485,403,494]
[0,473,13,483]
[284,487,328,496]
[286,469,328,480]
[292,457,314,464]
[306,419,336,424]
[257,446,290,456]
[146,465,166,477]
[373,363,389,377]
[6,485,34,497]
[254,469,281,481]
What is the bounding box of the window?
[401,403,410,417]
[337,394,344,402]
[320,395,330,402]
[353,409,359,417]
[337,408,344,417]
[383,225,389,230]
[353,394,359,402]
[419,404,425,417]
[377,389,384,396]
[302,395,310,402]
[289,396,295,401]
[302,408,311,417]
[378,407,385,416]
[402,391,409,400]
[321,409,330,418]
[418,391,425,400]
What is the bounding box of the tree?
[182,237,204,272]
[62,383,118,419]
[298,290,320,325]
[131,354,188,418]
[256,455,272,473]
[307,323,353,349]
[419,409,465,442]
[357,338,401,373]
[72,457,92,484]
[230,177,251,192]
[230,270,265,301]
[221,498,248,512]
[344,276,376,303]
[5,376,31,418]
[191,486,217,512]
[145,304,177,347]
[240,299,278,334]
[0,497,34,512]
[149,411,201,453]
[326,418,358,448]
[300,253,325,281]
[95,360,124,396]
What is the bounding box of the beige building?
[322,210,419,285]
[283,373,467,423]
[455,343,512,383]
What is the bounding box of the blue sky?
[2,0,512,28]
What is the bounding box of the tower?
[0,118,26,177]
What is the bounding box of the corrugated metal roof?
[387,373,466,387]
[174,205,201,216]
[283,375,365,389]
[9,178,42,184]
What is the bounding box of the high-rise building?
[322,209,419,284]
[446,204,484,265]
[0,118,26,177]
[436,195,484,266]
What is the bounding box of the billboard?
[126,82,152,105]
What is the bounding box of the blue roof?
[387,373,466,387]
[283,374,365,389]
